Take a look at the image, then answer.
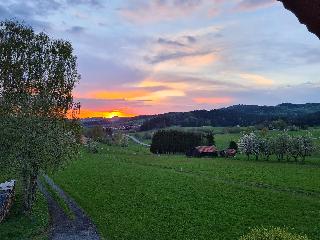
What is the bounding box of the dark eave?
[278,0,320,39]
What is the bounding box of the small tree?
[259,137,273,161]
[288,136,301,162]
[206,132,215,146]
[229,141,238,151]
[273,132,291,161]
[0,20,80,214]
[299,133,315,163]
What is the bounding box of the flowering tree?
[0,20,80,213]
[258,137,273,161]
[273,132,291,161]
[288,136,302,162]
[299,133,315,162]
[238,133,260,160]
[238,130,315,163]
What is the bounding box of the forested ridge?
[140,103,320,131]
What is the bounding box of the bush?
[113,133,128,147]
[229,141,238,151]
[240,227,309,240]
[86,139,99,153]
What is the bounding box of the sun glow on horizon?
[74,109,137,119]
[103,110,135,118]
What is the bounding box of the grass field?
[52,132,320,240]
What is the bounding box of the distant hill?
[139,103,320,131]
[80,115,151,129]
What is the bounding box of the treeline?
[140,103,320,131]
[84,126,128,150]
[150,130,214,154]
[238,132,316,163]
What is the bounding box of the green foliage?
[0,20,80,213]
[270,119,288,130]
[0,20,80,118]
[229,141,238,151]
[112,133,129,147]
[240,227,309,240]
[150,130,210,154]
[84,126,106,142]
[86,139,99,153]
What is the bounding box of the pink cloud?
[234,0,276,12]
[193,97,233,104]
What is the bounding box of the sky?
[1,0,320,118]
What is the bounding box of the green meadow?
[1,128,320,239]
[51,129,320,240]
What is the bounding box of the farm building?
[186,146,218,158]
[219,149,237,158]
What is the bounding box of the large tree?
[0,20,81,213]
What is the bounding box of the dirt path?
[38,175,100,240]
[126,135,151,147]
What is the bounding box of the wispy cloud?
[233,0,276,12]
[193,97,233,104]
[119,0,204,23]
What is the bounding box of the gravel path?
[38,175,100,240]
[126,135,151,147]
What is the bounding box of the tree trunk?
[22,171,30,214]
[22,169,39,215]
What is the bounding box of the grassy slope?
[0,172,49,240]
[53,142,320,240]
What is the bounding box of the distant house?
[186,146,218,158]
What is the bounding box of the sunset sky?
[1,0,320,118]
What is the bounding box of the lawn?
[52,140,320,240]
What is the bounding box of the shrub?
[86,139,99,153]
[239,227,309,240]
[113,133,129,147]
[229,141,238,151]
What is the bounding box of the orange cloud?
[193,97,233,104]
[74,90,150,101]
[239,73,274,86]
[136,79,189,90]
[179,53,217,66]
[88,90,149,100]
